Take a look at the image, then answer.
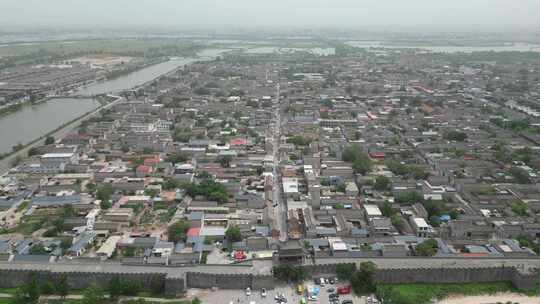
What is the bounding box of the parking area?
[188,280,370,304]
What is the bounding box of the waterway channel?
[0,98,100,153]
[0,49,228,155]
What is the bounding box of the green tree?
[192,297,202,304]
[381,201,395,217]
[342,144,373,174]
[166,152,189,164]
[26,275,40,304]
[395,191,424,205]
[108,276,123,300]
[443,131,467,142]
[287,135,311,146]
[60,237,73,252]
[416,239,438,256]
[217,155,232,168]
[144,189,159,198]
[29,243,49,255]
[45,136,55,145]
[374,176,391,191]
[167,220,190,243]
[272,265,307,282]
[14,274,41,304]
[56,273,69,299]
[516,234,540,254]
[13,288,27,304]
[27,147,40,157]
[391,214,404,229]
[336,264,355,281]
[185,178,229,204]
[509,167,531,184]
[96,184,113,209]
[149,275,164,295]
[350,262,377,295]
[225,225,242,243]
[40,281,55,295]
[81,284,106,304]
[163,179,181,190]
[449,209,460,220]
[510,200,528,217]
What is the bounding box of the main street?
[271,83,288,242]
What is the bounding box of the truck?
[337,285,351,295]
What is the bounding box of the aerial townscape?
[2,2,540,304]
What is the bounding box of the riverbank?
[0,97,102,154]
[0,96,51,118]
[0,95,122,174]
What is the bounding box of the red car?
[337,286,351,295]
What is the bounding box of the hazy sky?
[2,0,540,29]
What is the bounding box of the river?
[0,98,100,153]
[75,57,197,96]
[345,41,540,53]
[0,48,229,155]
[75,49,227,96]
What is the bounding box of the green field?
[0,38,202,70]
[0,39,199,57]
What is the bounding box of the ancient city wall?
[303,262,356,277]
[0,269,183,295]
[185,272,275,290]
[375,267,515,284]
[0,264,538,293]
[309,263,540,290]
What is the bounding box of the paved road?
[271,83,287,243]
[0,95,123,175]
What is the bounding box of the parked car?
[297,284,305,295]
[342,300,353,304]
[327,288,335,293]
[245,287,251,296]
[261,288,267,297]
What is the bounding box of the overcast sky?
[2,0,540,29]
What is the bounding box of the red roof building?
[136,165,153,174]
[144,155,160,166]
[187,228,200,237]
[230,138,248,146]
[369,152,386,160]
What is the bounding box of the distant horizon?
[1,23,539,33]
[0,24,539,43]
[1,0,540,31]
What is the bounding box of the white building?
[96,236,121,259]
[410,217,432,237]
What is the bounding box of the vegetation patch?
[376,282,518,304]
